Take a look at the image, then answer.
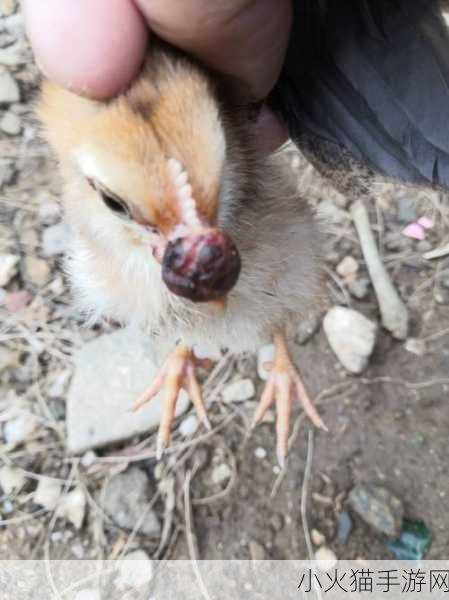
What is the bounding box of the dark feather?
[270,0,449,189]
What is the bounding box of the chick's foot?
[252,332,328,467]
[133,345,211,459]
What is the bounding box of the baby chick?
[38,42,326,466]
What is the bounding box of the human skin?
[23,0,291,153]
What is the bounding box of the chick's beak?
[161,228,241,302]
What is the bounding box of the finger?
[23,0,148,99]
[135,0,292,102]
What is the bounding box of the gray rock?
[323,307,378,374]
[102,467,161,538]
[348,484,404,538]
[0,110,21,135]
[3,413,38,445]
[397,196,417,223]
[296,313,320,345]
[66,328,189,453]
[0,67,19,103]
[42,223,71,256]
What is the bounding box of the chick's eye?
[100,191,129,216]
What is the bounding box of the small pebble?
[211,463,232,486]
[257,344,275,381]
[311,529,326,547]
[405,338,427,356]
[296,313,320,345]
[42,222,71,257]
[0,466,25,494]
[349,483,404,538]
[81,450,97,468]
[116,550,153,589]
[323,307,378,374]
[24,255,51,287]
[254,447,267,460]
[336,256,359,281]
[348,277,370,300]
[249,540,266,561]
[4,413,38,445]
[0,67,20,103]
[315,547,338,572]
[0,110,21,135]
[57,487,86,529]
[178,414,199,437]
[0,254,19,286]
[222,378,255,403]
[33,478,62,511]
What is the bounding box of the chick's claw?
[252,332,327,468]
[133,345,211,460]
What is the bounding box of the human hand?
[23,0,291,153]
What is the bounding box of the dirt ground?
[1,4,449,565]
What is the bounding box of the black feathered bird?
[270,0,449,194]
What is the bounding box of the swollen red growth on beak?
[162,228,241,302]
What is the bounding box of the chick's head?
[38,49,241,303]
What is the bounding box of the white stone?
[0,110,21,135]
[179,414,199,437]
[115,550,153,589]
[0,465,25,494]
[254,447,267,460]
[47,369,72,398]
[323,307,378,374]
[66,329,189,453]
[311,529,326,547]
[315,546,338,572]
[42,223,71,256]
[193,343,221,362]
[0,254,19,286]
[25,255,51,287]
[4,413,38,445]
[405,338,427,356]
[80,450,97,468]
[0,67,19,103]
[222,378,255,403]
[257,344,276,381]
[73,590,102,600]
[57,487,86,529]
[33,478,62,511]
[212,463,232,486]
[336,256,359,281]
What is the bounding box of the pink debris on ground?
[402,223,426,241]
[417,216,434,230]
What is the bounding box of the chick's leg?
[253,332,327,467]
[133,345,210,459]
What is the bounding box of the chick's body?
[39,43,325,462]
